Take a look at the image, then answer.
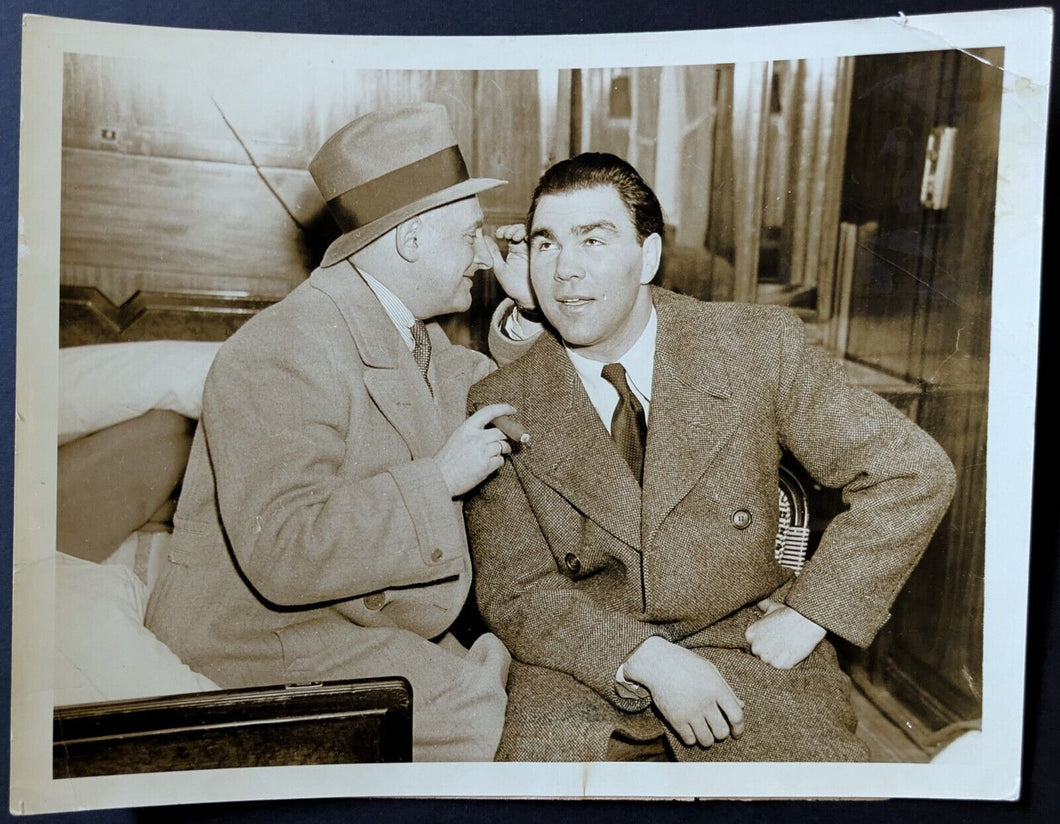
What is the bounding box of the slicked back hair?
[527,152,665,243]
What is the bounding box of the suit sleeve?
[773,311,957,646]
[201,319,467,608]
[466,432,664,713]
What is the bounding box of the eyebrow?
[573,220,619,236]
[529,220,619,241]
[529,227,557,242]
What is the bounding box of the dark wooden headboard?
[59,285,279,347]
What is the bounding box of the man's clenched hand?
[745,599,826,669]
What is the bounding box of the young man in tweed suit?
[467,153,956,761]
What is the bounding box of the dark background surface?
[2,0,1056,821]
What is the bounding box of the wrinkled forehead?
[530,185,634,235]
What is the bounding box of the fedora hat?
[310,104,506,268]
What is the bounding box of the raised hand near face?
[483,224,535,311]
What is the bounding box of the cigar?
[493,414,531,444]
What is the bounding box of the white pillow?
[54,552,219,706]
[58,340,222,445]
[104,530,172,600]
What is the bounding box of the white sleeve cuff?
[614,662,651,700]
[503,304,543,342]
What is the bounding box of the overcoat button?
[430,548,444,562]
[731,509,752,529]
[363,592,386,610]
[564,553,582,574]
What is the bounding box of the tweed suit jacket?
[467,287,956,760]
[145,266,494,687]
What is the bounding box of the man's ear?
[395,216,422,263]
[639,233,662,284]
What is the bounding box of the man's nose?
[472,234,493,268]
[555,245,583,281]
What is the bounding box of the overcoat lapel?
[642,290,736,547]
[519,333,643,551]
[430,324,480,437]
[309,266,447,457]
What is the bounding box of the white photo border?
[11,7,1052,812]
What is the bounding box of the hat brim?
[320,177,507,268]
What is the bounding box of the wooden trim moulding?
[60,284,279,334]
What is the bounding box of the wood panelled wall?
[62,55,867,323]
[60,149,318,300]
[63,56,497,183]
[840,48,1001,732]
[61,56,544,303]
[61,56,735,328]
[575,66,719,250]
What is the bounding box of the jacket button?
[564,553,582,574]
[363,592,386,610]
[731,509,752,529]
[430,548,443,562]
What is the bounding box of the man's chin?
[450,294,473,315]
[545,317,593,346]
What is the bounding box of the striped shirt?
[352,262,417,350]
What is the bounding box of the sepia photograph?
[10,5,1050,813]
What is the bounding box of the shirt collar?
[352,262,417,350]
[565,307,657,401]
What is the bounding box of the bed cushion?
[57,410,195,563]
[54,552,219,706]
[58,340,221,445]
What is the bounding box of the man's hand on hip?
[622,637,745,748]
[745,599,826,669]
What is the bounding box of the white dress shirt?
[564,308,657,431]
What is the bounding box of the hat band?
[326,145,470,233]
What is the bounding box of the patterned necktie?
[601,363,647,484]
[411,319,433,397]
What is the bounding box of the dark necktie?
[601,363,647,484]
[411,319,433,396]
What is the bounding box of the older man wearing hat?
[145,104,538,761]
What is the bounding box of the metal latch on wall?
[920,126,958,210]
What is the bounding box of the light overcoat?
[467,287,956,761]
[144,267,501,751]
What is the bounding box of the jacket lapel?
[429,324,479,437]
[642,290,736,547]
[519,333,643,551]
[309,266,447,458]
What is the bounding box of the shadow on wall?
[297,206,343,274]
